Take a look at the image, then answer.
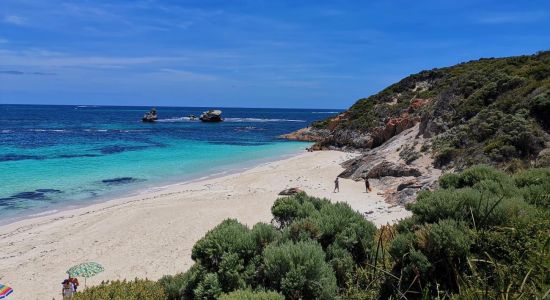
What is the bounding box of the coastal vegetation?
[74,165,550,299]
[308,51,550,170]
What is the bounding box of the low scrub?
[72,279,165,300]
[80,166,550,299]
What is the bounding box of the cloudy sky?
[1,0,549,108]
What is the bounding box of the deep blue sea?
[0,105,340,224]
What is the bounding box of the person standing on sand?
[69,277,79,292]
[365,177,372,192]
[61,279,75,299]
[334,177,340,193]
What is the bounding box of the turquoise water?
[0,105,338,223]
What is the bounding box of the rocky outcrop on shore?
[283,100,427,151]
[336,124,441,205]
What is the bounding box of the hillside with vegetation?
[285,51,550,171]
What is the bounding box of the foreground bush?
[73,279,165,300]
[263,240,337,299]
[169,193,374,299]
[219,289,284,300]
[387,166,550,299]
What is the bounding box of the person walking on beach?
[365,177,372,193]
[334,177,340,193]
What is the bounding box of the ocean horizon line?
[0,103,346,111]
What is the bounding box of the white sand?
[0,150,411,300]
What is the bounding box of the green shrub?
[176,264,206,300]
[326,244,355,287]
[535,149,550,167]
[73,279,165,300]
[434,147,457,168]
[219,289,285,300]
[399,143,421,164]
[387,220,472,296]
[218,253,247,292]
[262,240,337,300]
[251,223,280,253]
[191,219,255,272]
[271,193,327,227]
[289,217,320,242]
[194,273,222,300]
[159,272,188,300]
[439,165,509,189]
[514,168,550,207]
[321,206,376,264]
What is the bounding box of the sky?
[0,0,549,109]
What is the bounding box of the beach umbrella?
[0,284,13,299]
[67,262,104,287]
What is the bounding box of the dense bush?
[73,279,165,300]
[96,166,548,300]
[388,166,550,299]
[156,193,374,299]
[263,241,337,299]
[218,289,284,300]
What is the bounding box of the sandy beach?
[0,150,411,300]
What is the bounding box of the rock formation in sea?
[142,108,158,122]
[199,110,223,122]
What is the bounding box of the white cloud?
[474,11,547,24]
[4,14,27,25]
[157,68,217,81]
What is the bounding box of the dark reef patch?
[35,189,62,193]
[96,145,149,154]
[0,154,47,162]
[101,177,142,185]
[58,154,100,158]
[10,191,49,200]
[0,189,63,204]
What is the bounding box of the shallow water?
[0,105,340,223]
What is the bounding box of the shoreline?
[0,144,309,227]
[0,150,411,300]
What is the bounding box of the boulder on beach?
[199,110,223,122]
[278,187,304,196]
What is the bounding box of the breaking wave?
[224,118,305,123]
[156,117,198,122]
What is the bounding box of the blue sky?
[0,0,549,108]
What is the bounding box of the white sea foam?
[1,130,12,133]
[311,111,340,114]
[157,117,197,122]
[224,118,306,122]
[157,117,305,123]
[28,209,59,217]
[29,129,68,132]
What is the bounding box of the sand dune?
[0,150,410,300]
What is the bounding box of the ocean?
[0,105,340,224]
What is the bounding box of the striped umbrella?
[0,284,13,299]
[67,262,104,287]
